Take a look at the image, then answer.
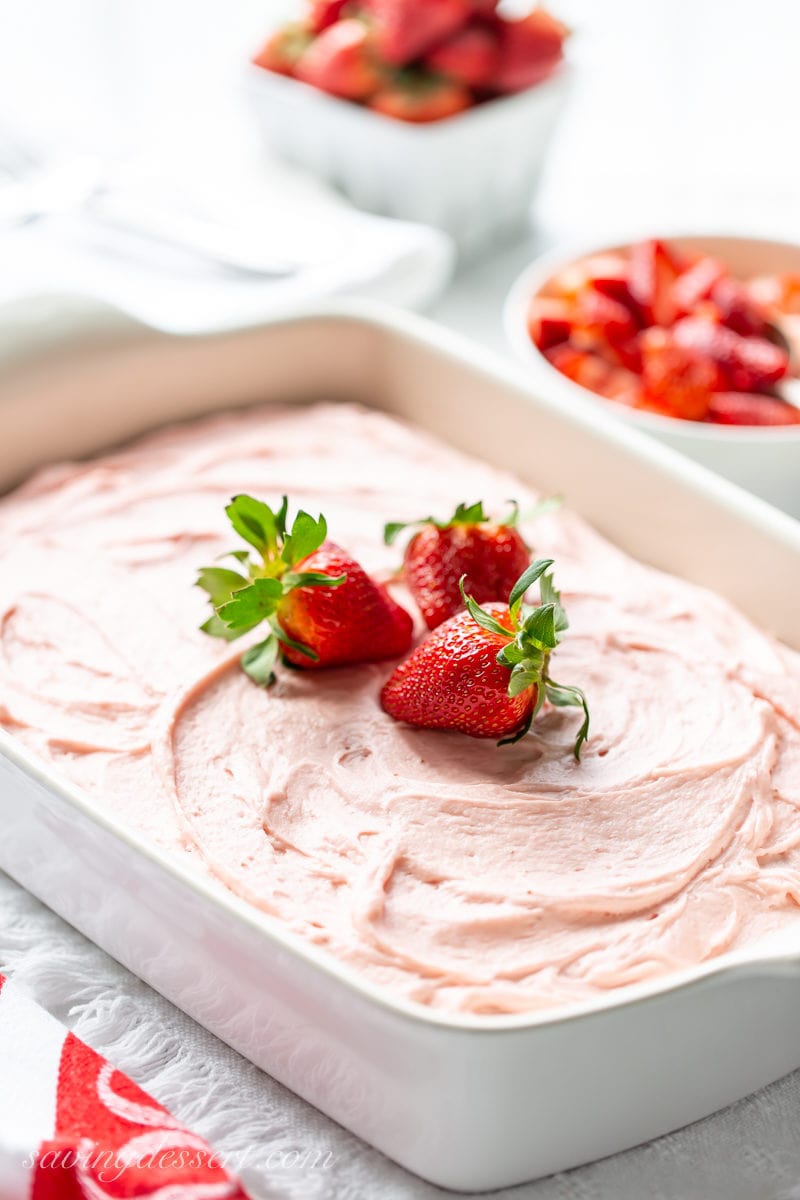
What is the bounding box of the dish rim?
[503,230,800,442]
[3,300,800,1037]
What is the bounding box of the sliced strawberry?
[369,74,473,121]
[577,288,639,344]
[381,559,589,756]
[707,392,800,427]
[583,256,634,305]
[575,331,642,374]
[609,334,644,374]
[197,495,412,685]
[296,19,382,100]
[709,277,770,339]
[527,296,574,351]
[385,500,531,630]
[368,0,471,67]
[672,256,727,314]
[426,24,500,88]
[628,239,682,327]
[545,344,615,393]
[640,327,718,421]
[253,24,313,75]
[546,265,586,300]
[493,9,567,92]
[672,317,789,392]
[549,254,629,303]
[568,327,606,355]
[593,366,642,407]
[308,0,349,32]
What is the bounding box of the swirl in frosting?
[2,402,800,1014]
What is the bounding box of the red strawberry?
[593,365,642,407]
[554,337,641,406]
[709,277,770,339]
[582,255,634,305]
[296,20,382,100]
[607,334,643,374]
[707,392,800,427]
[386,500,531,630]
[198,495,412,685]
[551,254,629,303]
[383,604,527,738]
[369,75,472,121]
[367,0,471,67]
[253,24,313,76]
[628,239,682,327]
[278,541,413,667]
[309,0,349,33]
[527,295,573,351]
[672,317,789,392]
[640,326,719,421]
[381,559,589,755]
[577,288,639,345]
[672,255,727,315]
[493,9,567,93]
[545,344,618,393]
[426,24,500,88]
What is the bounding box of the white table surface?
[1,2,800,1198]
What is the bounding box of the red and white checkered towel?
[0,973,250,1200]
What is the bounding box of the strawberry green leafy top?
[383,496,562,545]
[462,558,590,758]
[196,494,345,685]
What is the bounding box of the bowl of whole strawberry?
[505,234,800,515]
[247,1,573,254]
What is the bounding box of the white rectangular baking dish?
[2,305,800,1192]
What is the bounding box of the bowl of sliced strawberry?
[505,234,800,515]
[247,1,572,254]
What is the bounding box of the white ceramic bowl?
[245,61,573,257]
[505,234,800,517]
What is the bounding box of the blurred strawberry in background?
[252,0,568,121]
[295,18,382,99]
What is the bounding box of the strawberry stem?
[196,494,346,685]
[383,499,494,545]
[384,496,561,547]
[460,560,590,759]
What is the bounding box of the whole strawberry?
[277,540,413,667]
[197,494,412,684]
[366,0,471,66]
[295,19,382,101]
[381,559,589,757]
[385,500,531,630]
[369,74,473,122]
[252,24,313,76]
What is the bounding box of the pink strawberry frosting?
[2,402,800,1015]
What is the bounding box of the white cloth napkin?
[0,158,454,335]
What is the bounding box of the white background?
[1,0,798,350]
